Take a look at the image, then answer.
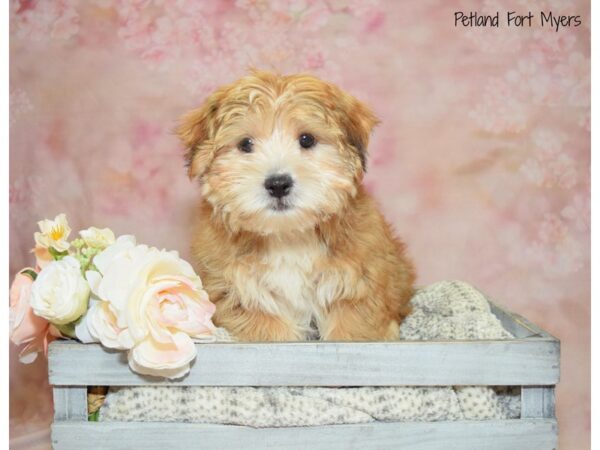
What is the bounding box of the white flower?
[75,299,122,348]
[79,227,116,249]
[76,236,216,379]
[34,213,72,252]
[30,256,90,325]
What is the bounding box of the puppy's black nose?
[264,174,293,198]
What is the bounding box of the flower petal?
[129,332,196,379]
[93,235,136,275]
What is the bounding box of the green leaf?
[88,410,100,422]
[48,247,69,261]
[20,269,38,281]
[53,322,77,339]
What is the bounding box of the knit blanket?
[99,281,521,426]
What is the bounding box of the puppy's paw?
[217,307,305,342]
[320,299,401,341]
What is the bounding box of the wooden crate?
[49,301,559,450]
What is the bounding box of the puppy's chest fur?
[233,230,339,334]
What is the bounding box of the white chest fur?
[231,230,336,333]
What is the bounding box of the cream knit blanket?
[99,281,520,426]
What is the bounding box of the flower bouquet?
[9,214,218,379]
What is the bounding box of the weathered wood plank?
[488,300,558,341]
[49,339,560,386]
[51,419,558,450]
[521,386,556,418]
[488,301,536,338]
[53,387,87,421]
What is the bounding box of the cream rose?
[34,213,71,252]
[76,236,216,379]
[79,226,115,249]
[30,256,90,325]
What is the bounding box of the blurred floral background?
[9,0,590,448]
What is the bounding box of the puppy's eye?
[298,133,316,149]
[238,137,254,153]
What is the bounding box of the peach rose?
[9,270,61,363]
[75,236,216,379]
[32,245,53,270]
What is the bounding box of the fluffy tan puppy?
[178,71,415,342]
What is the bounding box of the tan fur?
[179,71,415,342]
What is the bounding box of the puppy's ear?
[177,91,223,179]
[339,96,379,172]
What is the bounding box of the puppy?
[178,71,415,342]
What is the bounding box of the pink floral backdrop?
[9,0,590,448]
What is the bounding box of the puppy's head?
[178,71,378,234]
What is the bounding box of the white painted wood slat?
[488,300,558,341]
[521,386,556,418]
[51,419,558,450]
[48,338,559,387]
[53,387,87,421]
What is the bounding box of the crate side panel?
[51,419,558,450]
[49,340,560,387]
